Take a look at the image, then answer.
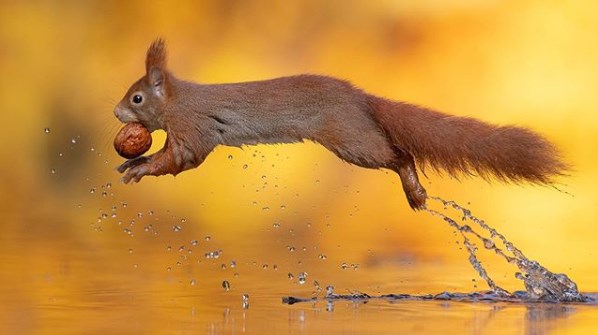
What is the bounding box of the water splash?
[283,196,589,305]
[425,196,586,302]
[283,287,596,305]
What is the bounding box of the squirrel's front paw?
[121,164,152,183]
[118,157,152,183]
[117,156,149,173]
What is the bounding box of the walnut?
[114,122,152,159]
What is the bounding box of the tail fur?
[368,96,568,183]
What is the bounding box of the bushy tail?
[368,96,568,183]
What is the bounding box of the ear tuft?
[149,67,166,97]
[145,38,167,74]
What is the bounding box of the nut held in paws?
[114,122,152,159]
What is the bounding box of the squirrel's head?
[114,39,170,132]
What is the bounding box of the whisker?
[92,99,125,157]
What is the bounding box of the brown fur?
[368,98,568,183]
[145,39,167,73]
[114,39,567,210]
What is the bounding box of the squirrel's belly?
[218,125,307,147]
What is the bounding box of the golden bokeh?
[1,1,597,333]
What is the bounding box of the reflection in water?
[525,304,576,335]
[284,288,595,335]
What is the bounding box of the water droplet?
[180,218,187,224]
[298,272,307,284]
[166,267,171,272]
[44,127,51,134]
[128,249,133,254]
[71,138,77,144]
[230,260,236,268]
[166,246,172,252]
[288,272,294,280]
[205,235,211,241]
[318,254,327,260]
[242,293,249,309]
[341,262,349,270]
[205,250,221,259]
[483,238,495,249]
[191,240,198,246]
[242,164,248,169]
[50,168,56,174]
[273,223,280,228]
[287,246,296,253]
[90,147,95,152]
[314,280,321,291]
[90,187,96,194]
[190,279,197,286]
[280,205,286,210]
[173,225,182,232]
[222,280,231,291]
[227,154,233,160]
[460,225,472,233]
[262,264,268,270]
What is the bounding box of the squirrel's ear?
[145,38,167,74]
[149,67,167,98]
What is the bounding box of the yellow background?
[1,1,597,332]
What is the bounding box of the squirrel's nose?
[113,105,138,123]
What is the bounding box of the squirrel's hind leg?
[317,138,427,210]
[387,148,428,210]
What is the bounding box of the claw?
[117,156,149,173]
[121,164,151,184]
[406,188,428,211]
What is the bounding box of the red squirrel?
[114,39,567,210]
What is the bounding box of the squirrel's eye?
[132,94,143,104]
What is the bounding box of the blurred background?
[1,0,597,332]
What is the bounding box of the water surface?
[2,225,597,335]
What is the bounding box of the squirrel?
[114,39,567,210]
